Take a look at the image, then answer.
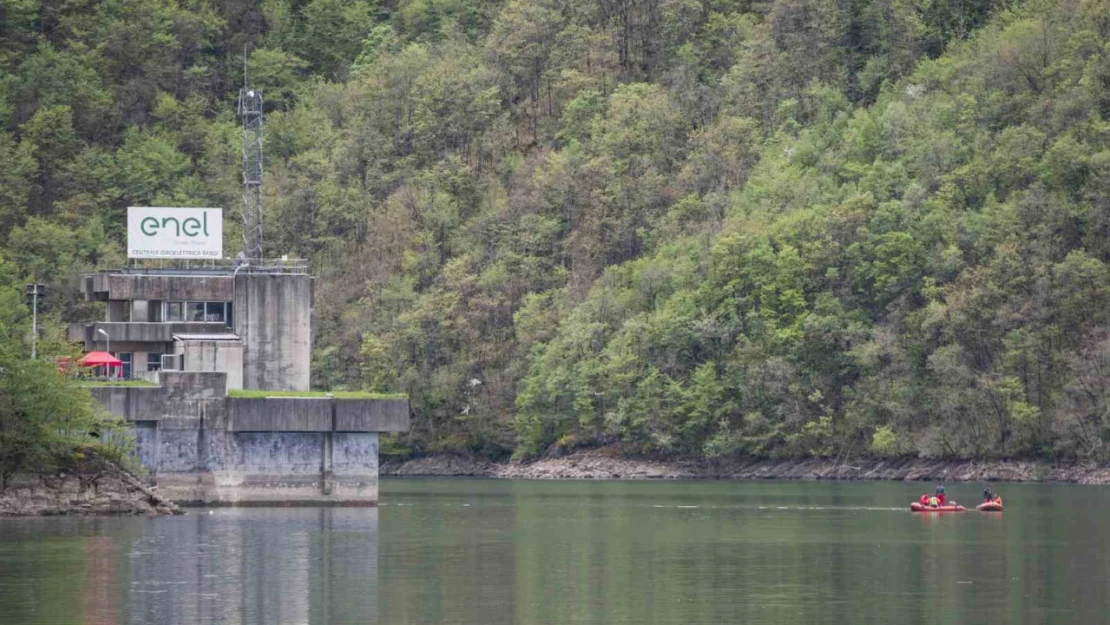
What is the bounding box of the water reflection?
[0,509,379,625]
[4,481,1110,625]
[81,536,122,625]
[377,480,1110,625]
[129,509,378,625]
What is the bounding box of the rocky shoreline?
[381,448,1110,484]
[0,455,182,517]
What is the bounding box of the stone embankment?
[381,448,1110,484]
[0,455,181,517]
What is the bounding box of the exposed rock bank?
[381,448,1110,484]
[0,455,182,517]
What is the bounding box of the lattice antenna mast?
[238,49,264,262]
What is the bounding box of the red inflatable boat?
[910,502,966,512]
[976,501,1003,511]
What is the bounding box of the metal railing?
[120,257,309,275]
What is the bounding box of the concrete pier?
[90,373,409,505]
[71,264,404,505]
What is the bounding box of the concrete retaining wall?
[229,397,332,431]
[335,398,410,432]
[140,430,382,505]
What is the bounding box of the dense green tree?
[0,258,127,480]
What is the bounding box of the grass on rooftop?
[227,389,406,399]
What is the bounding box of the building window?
[163,301,232,326]
[118,353,132,380]
[205,302,225,323]
[150,300,163,322]
[147,353,162,372]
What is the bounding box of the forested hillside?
[4,0,1110,462]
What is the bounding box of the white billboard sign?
[127,207,223,259]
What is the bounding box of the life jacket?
[920,495,929,505]
[929,496,940,507]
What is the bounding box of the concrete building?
[70,260,408,505]
[69,263,311,391]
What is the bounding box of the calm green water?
[0,479,1107,625]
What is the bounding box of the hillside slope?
[2,0,1108,462]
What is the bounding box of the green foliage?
[4,0,1110,464]
[0,266,131,480]
[870,425,900,457]
[299,0,382,78]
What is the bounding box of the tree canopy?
[3,0,1110,462]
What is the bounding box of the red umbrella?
[77,351,123,369]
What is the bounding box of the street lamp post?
[97,328,111,379]
[25,284,44,359]
[98,328,110,356]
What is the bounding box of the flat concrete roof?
[174,333,241,341]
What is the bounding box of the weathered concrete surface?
[69,321,230,349]
[90,385,167,421]
[149,432,380,505]
[176,339,243,390]
[90,372,227,423]
[228,397,332,431]
[331,433,380,500]
[85,375,407,505]
[235,273,312,392]
[88,272,233,302]
[335,399,410,432]
[380,448,1110,484]
[0,455,181,517]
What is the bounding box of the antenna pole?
[238,46,264,262]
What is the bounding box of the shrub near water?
[0,275,131,484]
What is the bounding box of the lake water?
[0,479,1107,624]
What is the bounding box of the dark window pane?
[205,302,225,323]
[188,302,205,322]
[166,302,184,322]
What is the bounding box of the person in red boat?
[935,483,947,505]
[920,493,930,507]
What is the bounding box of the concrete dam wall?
[90,372,409,505]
